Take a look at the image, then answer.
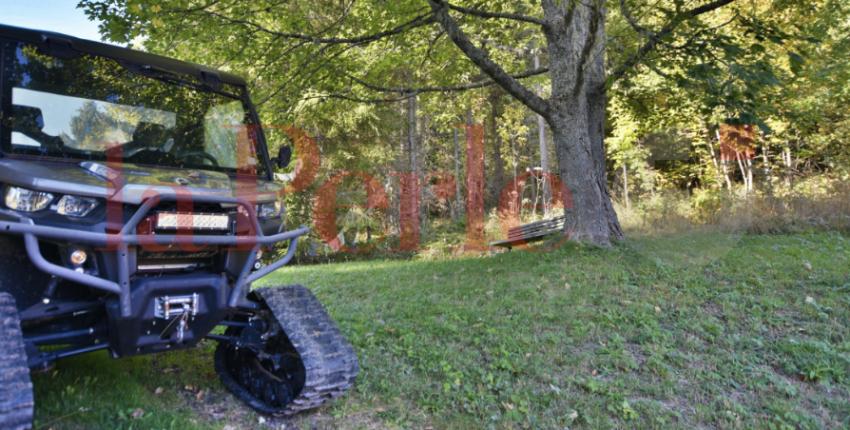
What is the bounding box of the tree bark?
[586,70,623,240]
[544,0,623,244]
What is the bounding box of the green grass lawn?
[32,232,850,429]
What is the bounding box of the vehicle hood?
[0,159,282,204]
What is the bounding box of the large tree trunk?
[586,87,623,241]
[544,0,623,245]
[550,104,618,244]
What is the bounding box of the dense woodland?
[80,0,850,252]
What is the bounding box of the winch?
[154,294,199,320]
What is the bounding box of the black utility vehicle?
[0,25,357,429]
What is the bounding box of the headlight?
[4,186,54,212]
[55,195,99,217]
[257,201,282,218]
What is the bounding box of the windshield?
[0,40,266,176]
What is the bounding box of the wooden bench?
[489,215,566,249]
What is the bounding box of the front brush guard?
[0,192,308,317]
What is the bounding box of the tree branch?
[199,9,435,45]
[428,0,550,118]
[347,67,549,94]
[446,2,547,27]
[618,0,652,37]
[304,92,416,104]
[608,0,736,85]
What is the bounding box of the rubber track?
[219,285,358,416]
[0,293,34,430]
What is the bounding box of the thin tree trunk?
[622,163,630,209]
[399,93,420,249]
[408,94,418,181]
[715,128,733,189]
[489,92,505,207]
[418,111,428,228]
[761,144,771,195]
[391,102,406,234]
[452,127,463,220]
[746,158,754,193]
[510,133,518,212]
[734,151,753,194]
[534,51,551,216]
[783,144,793,189]
[531,171,541,219]
[704,122,723,189]
[720,160,733,190]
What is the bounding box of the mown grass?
[32,231,850,429]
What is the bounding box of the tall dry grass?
[616,176,850,236]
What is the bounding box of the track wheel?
[0,293,34,429]
[214,303,306,415]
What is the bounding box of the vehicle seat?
[132,122,174,149]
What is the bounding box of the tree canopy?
[80,0,850,249]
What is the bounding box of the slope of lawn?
[32,231,850,429]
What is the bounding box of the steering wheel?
[178,150,220,167]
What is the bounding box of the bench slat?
[492,215,566,248]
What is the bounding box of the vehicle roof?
[0,24,246,87]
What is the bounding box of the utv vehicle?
[0,25,357,429]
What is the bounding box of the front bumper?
[0,192,308,317]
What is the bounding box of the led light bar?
[156,212,230,231]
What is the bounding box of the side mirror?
[273,146,292,169]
